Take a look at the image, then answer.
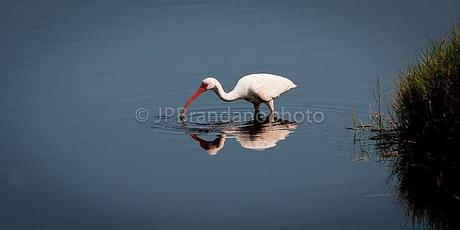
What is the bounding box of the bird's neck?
[213,81,240,102]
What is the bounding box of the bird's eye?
[200,82,208,88]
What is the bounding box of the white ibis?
[182,73,297,114]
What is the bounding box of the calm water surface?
[1,0,459,229]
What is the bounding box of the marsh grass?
[351,25,460,153]
[394,27,460,146]
[350,25,460,230]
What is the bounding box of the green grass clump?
[394,26,460,145]
[380,26,460,230]
[349,25,460,230]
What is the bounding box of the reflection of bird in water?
[188,117,297,155]
[190,134,225,155]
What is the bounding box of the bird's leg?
[266,100,277,122]
[268,112,276,123]
[253,103,260,114]
[253,103,262,121]
[266,100,275,114]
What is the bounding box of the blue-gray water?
[1,0,459,229]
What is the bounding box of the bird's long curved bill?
[183,85,206,110]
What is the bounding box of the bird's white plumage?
[235,73,297,103]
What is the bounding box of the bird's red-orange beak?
[183,82,208,110]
